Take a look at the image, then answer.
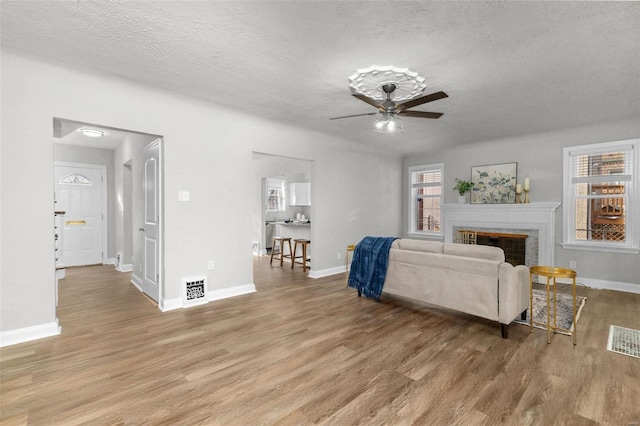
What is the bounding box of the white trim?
[579,277,640,294]
[54,161,109,265]
[159,284,258,312]
[131,273,143,291]
[118,263,134,272]
[560,243,640,255]
[161,297,183,312]
[0,319,61,347]
[155,139,165,305]
[208,284,257,301]
[308,265,346,278]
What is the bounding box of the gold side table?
[529,266,578,345]
[345,244,355,285]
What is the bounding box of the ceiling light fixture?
[80,128,104,138]
[374,112,403,133]
[334,65,446,133]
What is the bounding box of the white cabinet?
[289,182,311,206]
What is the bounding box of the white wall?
[0,51,401,338]
[403,119,640,288]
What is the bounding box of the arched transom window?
[59,173,92,186]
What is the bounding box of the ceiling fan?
[330,83,448,133]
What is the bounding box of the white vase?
[458,195,467,204]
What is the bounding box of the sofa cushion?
[393,239,443,253]
[443,243,505,262]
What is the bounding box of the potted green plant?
[453,178,474,203]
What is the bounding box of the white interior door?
[54,164,105,267]
[140,139,161,302]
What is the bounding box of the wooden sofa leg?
[357,290,361,297]
[521,310,527,321]
[501,324,509,339]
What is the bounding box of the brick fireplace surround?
[443,202,561,267]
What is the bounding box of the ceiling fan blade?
[352,93,385,110]
[397,111,444,119]
[396,91,448,112]
[329,112,378,120]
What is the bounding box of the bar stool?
[529,266,578,345]
[345,244,355,285]
[270,237,292,267]
[292,239,311,272]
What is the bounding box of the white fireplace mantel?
[443,202,561,266]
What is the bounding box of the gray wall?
[403,118,640,287]
[1,51,401,334]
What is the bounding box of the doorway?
[53,118,163,304]
[54,162,107,266]
[251,152,313,276]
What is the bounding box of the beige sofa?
[380,239,529,338]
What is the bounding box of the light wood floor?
[1,258,639,425]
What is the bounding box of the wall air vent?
[182,276,208,308]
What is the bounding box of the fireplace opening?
[457,230,527,266]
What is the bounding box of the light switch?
[178,191,190,202]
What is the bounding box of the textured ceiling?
[2,1,639,156]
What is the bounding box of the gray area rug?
[514,288,586,335]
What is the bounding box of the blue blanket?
[347,236,398,300]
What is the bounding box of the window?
[409,164,443,236]
[562,139,639,253]
[59,173,92,186]
[266,178,285,212]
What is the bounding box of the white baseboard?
[161,297,183,312]
[308,265,347,279]
[579,277,640,294]
[105,257,115,266]
[131,274,143,291]
[0,319,61,347]
[538,276,639,294]
[160,283,257,312]
[208,284,257,301]
[116,263,133,272]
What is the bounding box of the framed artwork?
[471,162,517,204]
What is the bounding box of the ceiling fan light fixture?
[374,113,403,133]
[79,128,104,138]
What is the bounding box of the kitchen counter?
[275,222,311,260]
[265,221,310,250]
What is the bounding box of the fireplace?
[457,230,527,266]
[444,202,560,267]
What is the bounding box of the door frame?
[54,161,108,265]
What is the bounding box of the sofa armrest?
[498,263,530,324]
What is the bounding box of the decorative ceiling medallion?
[348,65,427,102]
